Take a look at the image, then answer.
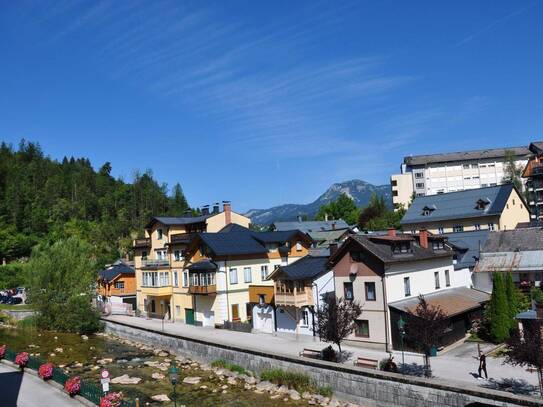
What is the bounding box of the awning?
[389,287,489,318]
[187,260,217,272]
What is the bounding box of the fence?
[3,347,135,407]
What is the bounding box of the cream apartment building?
[400,184,530,234]
[133,202,251,321]
[391,145,530,208]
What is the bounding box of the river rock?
[73,362,83,368]
[151,394,170,403]
[270,394,281,399]
[227,377,237,385]
[277,385,289,394]
[54,347,63,353]
[49,353,56,357]
[289,389,301,400]
[183,376,201,385]
[152,373,165,380]
[81,335,89,340]
[97,358,113,365]
[256,381,275,392]
[111,374,142,384]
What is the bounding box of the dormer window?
[475,198,490,210]
[157,228,163,240]
[432,240,445,250]
[421,205,435,216]
[392,242,411,254]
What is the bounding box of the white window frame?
[488,223,495,231]
[182,271,189,287]
[404,277,411,297]
[434,271,440,289]
[296,242,302,252]
[261,265,268,281]
[173,271,179,287]
[244,267,252,283]
[445,269,451,287]
[229,268,238,284]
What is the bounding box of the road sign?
[101,381,110,393]
[101,370,110,380]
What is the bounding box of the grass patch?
[260,368,333,396]
[0,304,33,311]
[211,359,247,375]
[17,315,38,329]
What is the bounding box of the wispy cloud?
[456,2,538,47]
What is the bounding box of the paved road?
[0,364,81,407]
[105,315,539,390]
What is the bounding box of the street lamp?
[397,316,406,365]
[169,364,179,407]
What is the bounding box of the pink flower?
[65,376,81,396]
[100,392,123,407]
[38,363,54,380]
[0,345,6,359]
[15,352,29,368]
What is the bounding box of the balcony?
[533,165,543,177]
[134,238,151,248]
[141,258,170,268]
[275,288,313,307]
[188,285,217,295]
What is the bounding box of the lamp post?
[169,364,179,407]
[397,316,406,365]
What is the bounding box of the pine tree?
[504,272,520,329]
[488,273,511,343]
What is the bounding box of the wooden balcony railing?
[275,288,313,307]
[188,285,217,295]
[134,238,151,248]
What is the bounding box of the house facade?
[133,202,251,320]
[181,227,313,328]
[267,255,334,337]
[98,260,137,307]
[328,230,484,351]
[522,141,543,221]
[401,184,530,234]
[390,145,530,208]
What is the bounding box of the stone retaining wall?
[3,310,36,321]
[104,320,543,407]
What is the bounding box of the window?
[415,172,424,179]
[244,267,252,283]
[453,225,464,232]
[434,271,440,289]
[404,277,411,297]
[141,251,148,260]
[142,272,158,287]
[343,282,354,301]
[229,268,238,284]
[445,270,450,287]
[156,250,167,260]
[301,309,310,326]
[174,250,182,261]
[416,183,425,189]
[365,282,376,301]
[159,272,170,286]
[355,320,369,337]
[260,265,268,280]
[157,229,163,240]
[182,271,189,287]
[296,242,302,252]
[114,281,124,290]
[392,191,398,197]
[488,223,495,231]
[432,240,444,250]
[391,180,397,186]
[474,224,481,230]
[437,227,444,234]
[463,164,470,169]
[173,271,179,287]
[392,242,410,254]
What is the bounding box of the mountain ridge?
[245,179,392,225]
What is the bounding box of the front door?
[185,308,195,325]
[231,304,239,321]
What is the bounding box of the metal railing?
[141,258,170,267]
[2,346,135,406]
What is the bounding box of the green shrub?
[211,359,247,375]
[260,369,328,395]
[17,315,38,329]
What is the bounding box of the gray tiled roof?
[146,215,211,229]
[443,230,490,270]
[98,260,134,282]
[529,141,543,155]
[404,146,530,166]
[273,220,349,233]
[482,228,543,252]
[401,184,515,225]
[274,256,329,280]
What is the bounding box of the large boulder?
[151,394,171,403]
[183,376,201,385]
[111,374,142,385]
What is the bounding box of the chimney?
[213,203,220,214]
[297,214,303,222]
[387,228,396,237]
[329,242,338,256]
[223,201,232,224]
[419,229,429,249]
[201,205,210,216]
[184,209,193,217]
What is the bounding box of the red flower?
[0,345,6,359]
[100,392,123,407]
[38,363,54,380]
[64,376,81,396]
[15,352,29,369]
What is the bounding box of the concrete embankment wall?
[104,320,542,407]
[3,310,36,321]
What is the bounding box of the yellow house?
[181,225,312,329]
[133,202,250,320]
[400,184,530,234]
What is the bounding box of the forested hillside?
[0,140,191,265]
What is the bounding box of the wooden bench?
[299,348,322,359]
[354,357,379,370]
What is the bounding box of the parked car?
[6,297,23,305]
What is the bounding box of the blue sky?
[1,1,542,212]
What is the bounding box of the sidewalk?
[0,364,81,407]
[105,315,539,389]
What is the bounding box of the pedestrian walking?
[478,352,488,379]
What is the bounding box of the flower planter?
[0,345,6,360]
[15,352,29,370]
[38,363,54,381]
[100,392,123,407]
[65,376,81,397]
